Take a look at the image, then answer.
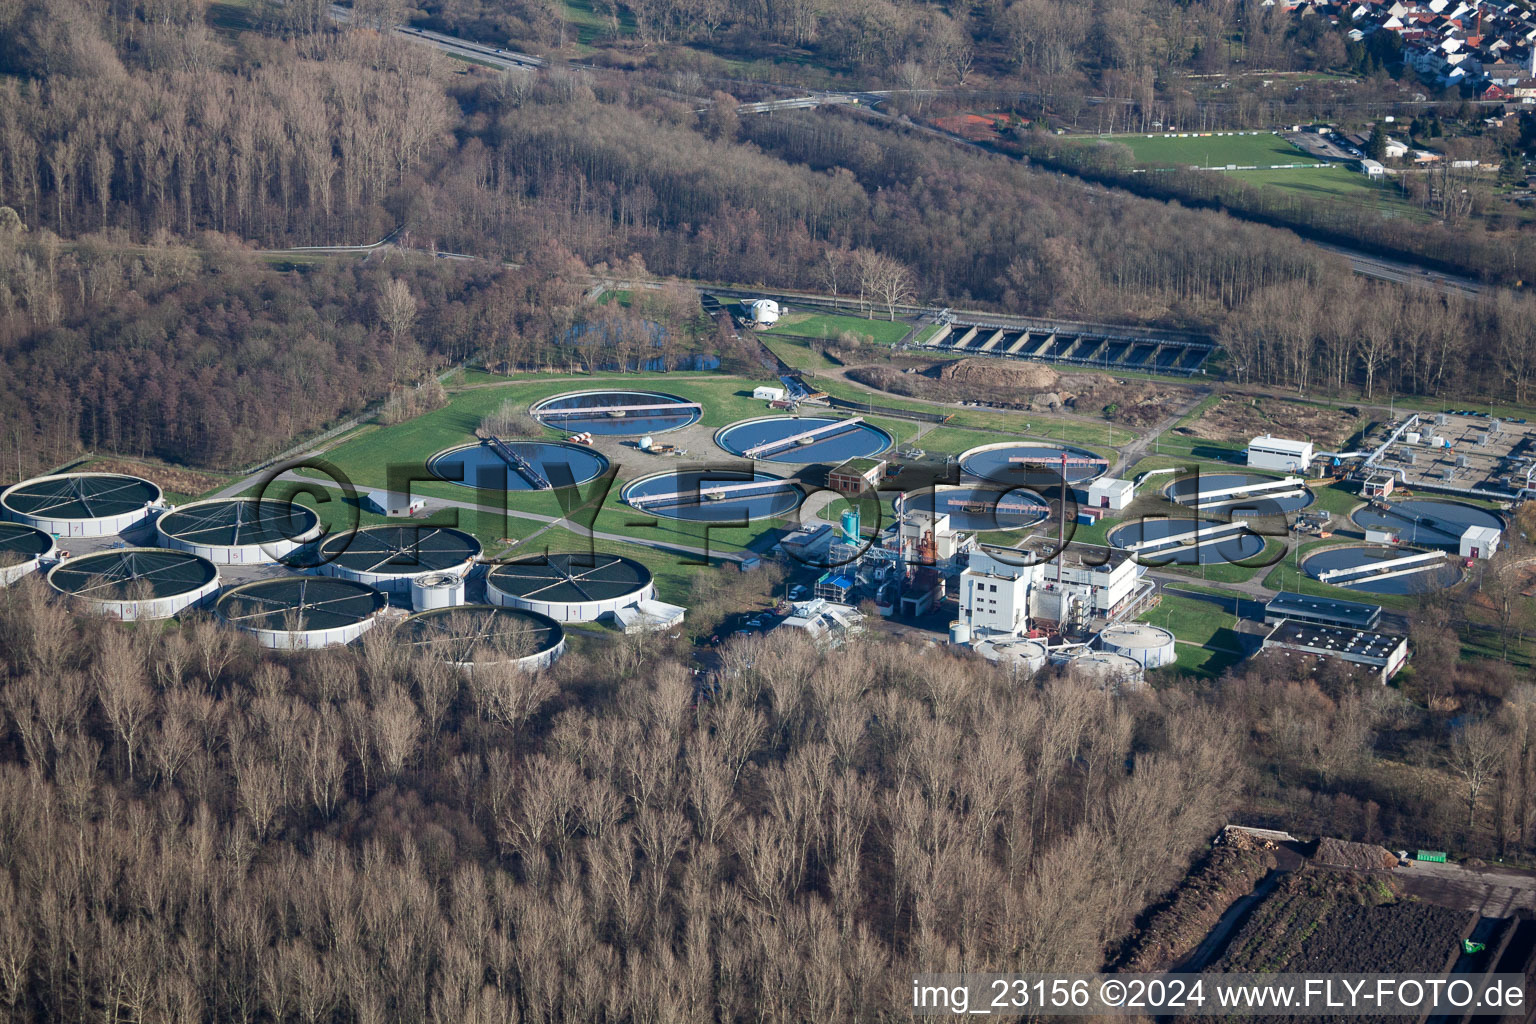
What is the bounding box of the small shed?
[1086,477,1134,510]
[610,600,686,634]
[1360,158,1386,179]
[1460,524,1502,559]
[753,386,787,402]
[362,490,427,518]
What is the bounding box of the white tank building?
[486,552,658,623]
[0,522,56,586]
[2,472,163,538]
[410,572,467,612]
[1067,650,1146,690]
[216,576,387,650]
[47,548,220,622]
[744,298,781,327]
[155,497,323,564]
[1097,622,1177,669]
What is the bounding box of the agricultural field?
[1210,868,1470,975]
[1087,131,1325,169]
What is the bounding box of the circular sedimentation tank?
[715,416,892,465]
[217,576,387,649]
[531,389,701,436]
[486,552,654,622]
[427,439,609,492]
[901,486,1050,534]
[1300,544,1463,596]
[622,469,803,523]
[2,472,161,537]
[155,498,322,564]
[959,442,1108,487]
[317,525,480,593]
[0,522,56,585]
[1098,623,1177,669]
[1164,472,1314,517]
[48,547,219,621]
[398,605,566,671]
[1107,517,1266,565]
[1068,650,1145,690]
[1351,499,1504,550]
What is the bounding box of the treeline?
[0,578,1243,1021]
[0,223,746,475]
[1220,276,1536,401]
[1009,131,1536,287]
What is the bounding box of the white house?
[1247,436,1315,472]
[752,386,786,401]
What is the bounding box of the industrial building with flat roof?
[1263,592,1382,631]
[1246,436,1314,473]
[1261,620,1409,684]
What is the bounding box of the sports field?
[1228,166,1421,216]
[1093,131,1324,169]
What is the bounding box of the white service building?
[753,386,787,402]
[1086,477,1135,511]
[1460,524,1501,559]
[1247,436,1314,473]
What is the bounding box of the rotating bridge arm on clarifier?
[742,418,864,459]
[1189,476,1305,509]
[1318,550,1446,583]
[1007,456,1111,467]
[630,478,788,505]
[1122,520,1252,554]
[486,437,552,491]
[540,402,703,418]
[945,498,1047,516]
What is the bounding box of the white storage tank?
[972,636,1049,676]
[217,576,386,650]
[48,547,220,621]
[0,522,56,585]
[317,525,480,594]
[486,552,655,622]
[949,620,971,645]
[1068,650,1146,690]
[2,472,162,538]
[745,298,780,327]
[1098,623,1176,670]
[411,571,467,611]
[156,497,322,564]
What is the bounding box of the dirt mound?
[1182,394,1364,449]
[846,359,1190,425]
[1116,837,1276,972]
[1312,837,1398,872]
[936,358,1059,391]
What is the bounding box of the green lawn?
[757,333,843,372]
[1227,166,1421,217]
[1087,131,1324,169]
[1138,593,1247,679]
[765,313,912,346]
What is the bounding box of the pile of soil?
[1312,837,1398,872]
[1116,836,1277,972]
[86,459,225,498]
[846,358,1186,425]
[1182,394,1363,448]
